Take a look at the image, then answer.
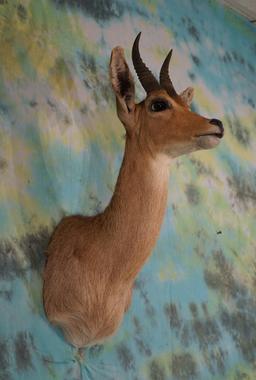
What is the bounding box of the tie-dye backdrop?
[0,0,255,379]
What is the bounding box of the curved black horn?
[132,32,161,94]
[159,49,178,97]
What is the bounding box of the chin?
[197,136,222,150]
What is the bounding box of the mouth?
[196,130,224,139]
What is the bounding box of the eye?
[150,100,170,112]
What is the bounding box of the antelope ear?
[180,87,194,106]
[110,47,135,128]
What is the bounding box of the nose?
[209,118,224,134]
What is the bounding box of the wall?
[0,0,255,379]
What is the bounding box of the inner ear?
[180,87,194,106]
[110,47,135,113]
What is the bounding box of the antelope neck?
[103,137,170,273]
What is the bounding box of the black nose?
[209,118,224,133]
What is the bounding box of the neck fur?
[102,136,170,280]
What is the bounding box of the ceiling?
[218,0,256,23]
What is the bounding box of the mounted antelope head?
[43,33,224,348]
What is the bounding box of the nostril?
[209,118,224,133]
[210,118,223,128]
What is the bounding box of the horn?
[159,49,178,97]
[132,32,161,94]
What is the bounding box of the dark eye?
[150,100,170,112]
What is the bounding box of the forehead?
[142,89,187,108]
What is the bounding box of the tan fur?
[43,45,223,347]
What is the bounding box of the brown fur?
[43,45,223,347]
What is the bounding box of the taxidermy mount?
[43,32,224,347]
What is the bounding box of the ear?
[110,47,136,130]
[180,87,194,106]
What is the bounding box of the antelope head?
[110,32,224,159]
